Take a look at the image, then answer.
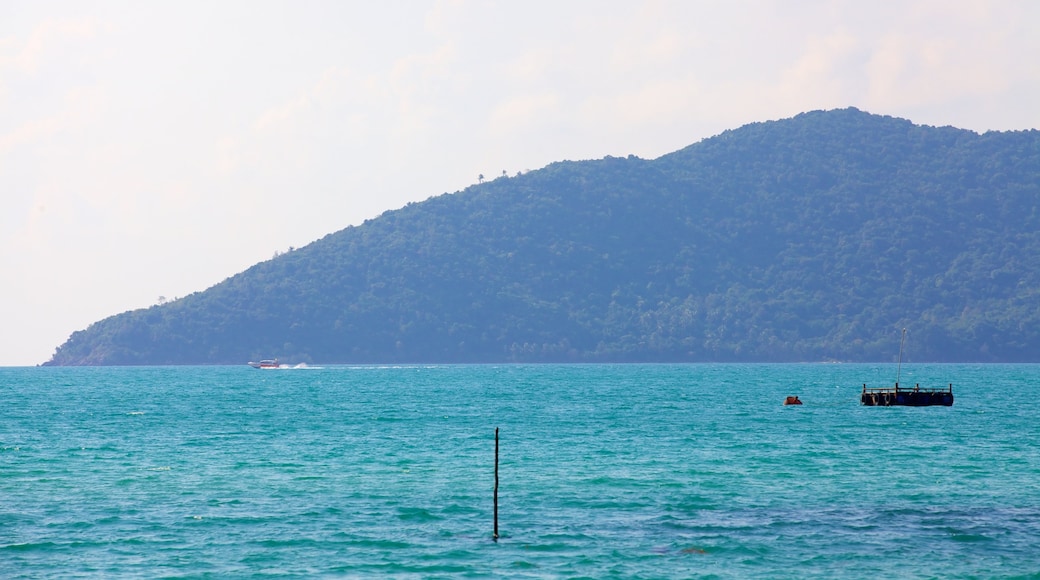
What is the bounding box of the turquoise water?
[2,364,1039,578]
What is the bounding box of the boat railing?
[861,383,953,394]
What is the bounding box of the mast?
[895,327,907,386]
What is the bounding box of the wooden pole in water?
[493,427,499,541]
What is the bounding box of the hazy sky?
[2,1,1038,366]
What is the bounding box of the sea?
[2,363,1039,579]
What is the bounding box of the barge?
[861,383,954,406]
[860,327,954,406]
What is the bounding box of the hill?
[45,108,1040,365]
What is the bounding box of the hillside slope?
[46,108,1040,365]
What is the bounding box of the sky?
[2,1,1039,366]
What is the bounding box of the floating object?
[861,383,953,406]
[860,327,954,406]
[783,396,802,405]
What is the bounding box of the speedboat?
[248,359,279,369]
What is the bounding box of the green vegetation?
[46,108,1040,365]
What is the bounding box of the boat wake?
[248,360,322,370]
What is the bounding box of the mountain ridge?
[46,107,1040,365]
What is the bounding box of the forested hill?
[46,108,1040,365]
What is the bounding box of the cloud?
[0,85,103,155]
[1,85,107,254]
[0,18,101,74]
[780,31,864,101]
[488,92,562,136]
